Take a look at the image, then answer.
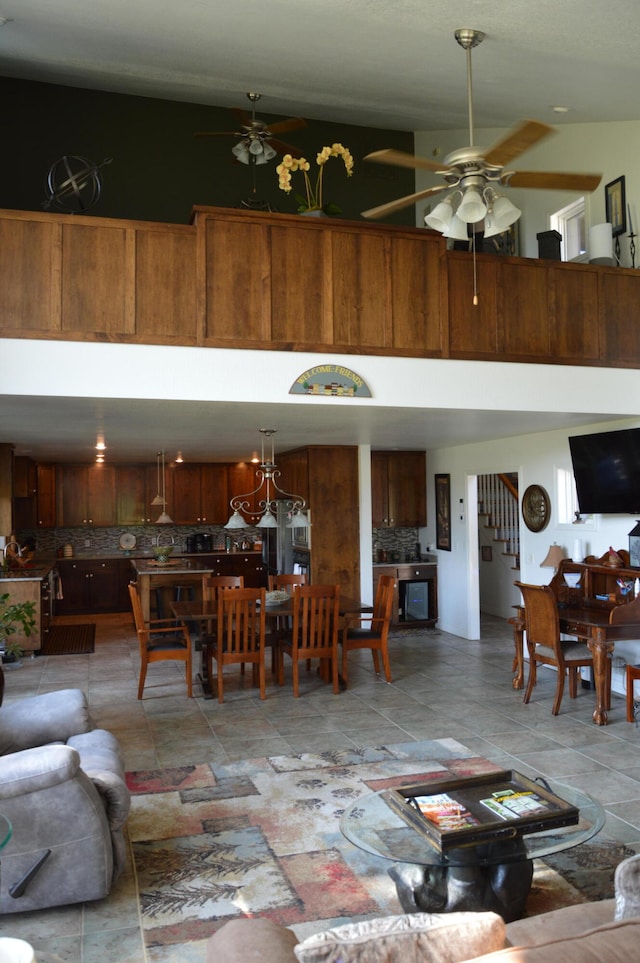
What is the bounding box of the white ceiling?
[1,0,638,131]
[0,0,636,463]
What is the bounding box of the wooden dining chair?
[277,584,340,697]
[209,586,267,703]
[128,582,192,699]
[267,573,308,672]
[341,574,395,684]
[515,580,610,715]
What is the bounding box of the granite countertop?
[131,557,219,575]
[61,549,262,561]
[0,561,56,581]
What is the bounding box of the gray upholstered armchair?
[0,688,130,914]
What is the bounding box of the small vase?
[300,209,327,218]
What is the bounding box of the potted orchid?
[276,143,354,216]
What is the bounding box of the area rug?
[41,622,95,655]
[125,738,628,956]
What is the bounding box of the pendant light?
[154,450,173,524]
[151,452,165,507]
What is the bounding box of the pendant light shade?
[154,451,173,524]
[457,187,487,223]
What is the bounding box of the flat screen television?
[569,427,640,514]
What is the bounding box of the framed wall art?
[435,473,451,551]
[605,176,626,236]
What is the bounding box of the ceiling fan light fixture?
[443,213,470,240]
[232,140,251,164]
[425,197,455,232]
[457,187,487,223]
[491,195,521,229]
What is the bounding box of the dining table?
[172,592,373,699]
[510,601,640,726]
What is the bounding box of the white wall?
[414,119,640,265]
[422,416,640,695]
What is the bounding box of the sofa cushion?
[505,898,614,946]
[467,917,640,962]
[294,911,506,963]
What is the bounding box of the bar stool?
[626,664,640,724]
[154,583,198,619]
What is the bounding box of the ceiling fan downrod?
[454,28,484,148]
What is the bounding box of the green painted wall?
[3,77,415,225]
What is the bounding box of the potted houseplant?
[276,143,354,215]
[0,593,36,665]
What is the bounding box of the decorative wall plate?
[521,484,551,533]
[119,532,137,550]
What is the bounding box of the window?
[555,466,596,528]
[550,198,586,262]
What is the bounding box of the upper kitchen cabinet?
[170,463,228,525]
[227,462,261,525]
[36,463,56,528]
[372,451,426,528]
[13,456,37,497]
[57,464,116,527]
[274,449,310,507]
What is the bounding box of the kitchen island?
[131,557,217,622]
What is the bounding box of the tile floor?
[1,612,640,961]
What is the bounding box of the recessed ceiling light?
[551,105,571,113]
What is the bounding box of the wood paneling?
[549,265,601,362]
[390,236,442,352]
[61,223,130,333]
[4,205,640,370]
[270,223,328,343]
[204,217,270,342]
[332,230,390,347]
[136,229,197,340]
[0,218,60,330]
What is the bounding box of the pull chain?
[472,229,478,305]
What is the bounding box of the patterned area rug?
[125,738,628,958]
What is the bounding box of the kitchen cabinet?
[13,457,37,497]
[57,464,116,527]
[55,558,123,615]
[36,463,56,528]
[372,451,426,528]
[374,562,438,628]
[226,462,262,525]
[200,553,266,587]
[171,464,228,524]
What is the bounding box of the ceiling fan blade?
[365,148,445,173]
[266,117,307,135]
[230,107,253,127]
[268,138,304,158]
[362,185,447,220]
[483,120,555,168]
[193,130,240,137]
[507,170,602,192]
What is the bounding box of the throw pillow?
[614,853,640,920]
[294,911,506,963]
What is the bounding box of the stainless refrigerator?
[261,500,296,576]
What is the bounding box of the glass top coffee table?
[340,779,604,922]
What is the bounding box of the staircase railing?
[478,473,520,563]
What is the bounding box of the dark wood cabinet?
[36,463,56,528]
[200,553,266,587]
[116,465,148,525]
[57,464,116,527]
[227,462,261,524]
[372,451,426,528]
[171,464,229,524]
[13,456,37,497]
[56,558,122,615]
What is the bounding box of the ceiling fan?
[194,92,306,165]
[361,29,602,235]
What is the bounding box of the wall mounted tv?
[569,427,640,514]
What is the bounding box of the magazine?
[410,793,480,830]
[480,788,552,821]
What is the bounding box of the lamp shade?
[457,188,487,223]
[155,510,174,525]
[540,543,565,570]
[444,214,470,240]
[256,509,278,529]
[224,510,249,529]
[425,198,454,233]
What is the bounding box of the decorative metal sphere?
[43,155,112,214]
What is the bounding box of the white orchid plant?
[276,143,354,215]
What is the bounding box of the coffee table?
[340,779,604,922]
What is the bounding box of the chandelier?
[232,137,277,166]
[224,429,310,530]
[425,184,520,240]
